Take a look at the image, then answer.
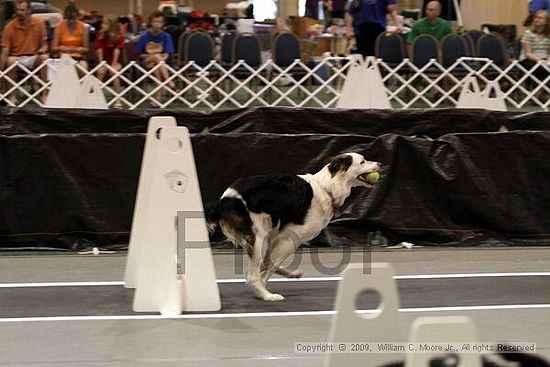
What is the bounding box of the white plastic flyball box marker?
[457,75,507,111]
[75,75,108,109]
[44,55,80,108]
[127,117,220,315]
[405,316,481,367]
[45,55,108,109]
[125,116,177,289]
[326,262,404,367]
[337,56,391,110]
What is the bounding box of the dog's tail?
[204,197,249,232]
[204,197,254,248]
[204,199,224,234]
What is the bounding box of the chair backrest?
[232,32,262,67]
[164,24,182,51]
[411,34,439,67]
[177,30,191,65]
[184,31,215,67]
[220,31,237,65]
[481,23,517,54]
[87,47,98,68]
[123,40,139,63]
[462,33,476,57]
[477,33,509,67]
[440,34,469,67]
[375,31,405,65]
[466,29,483,48]
[513,37,522,60]
[272,32,301,67]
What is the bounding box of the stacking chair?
[466,29,484,56]
[270,31,306,100]
[440,34,470,68]
[164,24,183,54]
[439,33,471,95]
[411,34,439,68]
[375,32,405,67]
[410,34,440,102]
[272,32,302,68]
[477,33,512,95]
[231,32,265,95]
[462,32,476,57]
[219,31,238,69]
[232,32,262,69]
[180,31,217,101]
[375,31,407,96]
[477,33,510,68]
[176,30,191,67]
[184,31,215,68]
[513,37,522,60]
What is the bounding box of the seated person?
[0,0,49,104]
[51,3,89,70]
[520,10,550,82]
[94,14,125,107]
[406,1,452,57]
[135,11,175,106]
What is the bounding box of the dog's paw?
[263,293,285,302]
[287,270,303,279]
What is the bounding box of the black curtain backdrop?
[1,107,549,250]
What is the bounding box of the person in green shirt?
[406,1,453,57]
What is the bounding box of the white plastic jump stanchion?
[75,76,108,109]
[457,76,507,111]
[44,55,80,108]
[128,120,221,315]
[406,316,482,367]
[336,56,391,109]
[44,54,108,109]
[326,263,404,367]
[124,116,177,289]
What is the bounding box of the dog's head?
[327,153,381,188]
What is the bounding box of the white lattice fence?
[1,57,550,110]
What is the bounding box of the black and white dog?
[207,153,381,301]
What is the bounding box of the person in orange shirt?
[0,0,48,104]
[51,3,89,70]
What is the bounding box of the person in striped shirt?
[520,9,550,82]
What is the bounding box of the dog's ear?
[328,154,353,177]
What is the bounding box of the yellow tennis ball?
[366,172,380,183]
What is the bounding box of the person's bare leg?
[35,54,48,103]
[112,63,122,94]
[159,63,174,88]
[6,56,18,104]
[77,60,88,76]
[97,65,107,82]
[152,64,163,105]
[112,64,122,107]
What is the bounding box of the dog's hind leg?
[246,215,286,302]
[248,235,286,302]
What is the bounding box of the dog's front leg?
[260,234,299,290]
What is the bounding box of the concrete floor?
[1,247,549,366]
